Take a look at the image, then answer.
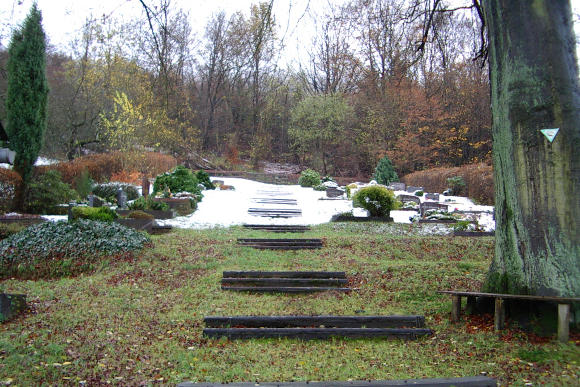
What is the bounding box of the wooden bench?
[203,315,431,340]
[439,290,580,342]
[178,376,497,386]
[221,271,351,293]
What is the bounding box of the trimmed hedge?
[352,185,397,217]
[71,206,118,222]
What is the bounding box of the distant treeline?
[0,0,491,178]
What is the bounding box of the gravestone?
[388,182,406,191]
[420,202,449,217]
[0,293,26,322]
[425,193,440,201]
[116,188,127,209]
[326,187,345,198]
[88,195,103,207]
[406,186,423,193]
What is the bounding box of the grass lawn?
[1,223,578,385]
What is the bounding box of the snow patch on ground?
[156,177,495,231]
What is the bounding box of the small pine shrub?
[71,206,118,222]
[373,156,399,185]
[352,185,396,217]
[196,170,215,190]
[153,165,201,196]
[299,169,321,187]
[321,175,335,183]
[92,182,139,202]
[313,184,327,191]
[415,190,424,197]
[24,170,78,214]
[446,176,466,195]
[0,219,150,279]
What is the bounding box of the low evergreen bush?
[373,156,398,185]
[71,206,118,222]
[299,169,321,187]
[196,170,215,190]
[0,219,150,279]
[352,186,396,217]
[153,165,201,198]
[24,170,78,214]
[128,196,169,211]
[313,184,327,191]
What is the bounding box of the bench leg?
[494,298,505,331]
[451,295,461,322]
[558,304,570,343]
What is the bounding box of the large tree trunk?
[482,0,579,297]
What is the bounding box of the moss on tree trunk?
[482,0,579,297]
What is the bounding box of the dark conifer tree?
[6,4,49,193]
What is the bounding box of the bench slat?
[438,290,580,303]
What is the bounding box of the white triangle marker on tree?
[540,128,559,143]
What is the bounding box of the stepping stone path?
[242,224,311,233]
[202,315,432,340]
[237,238,323,250]
[221,271,351,293]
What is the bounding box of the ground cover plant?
[0,220,150,279]
[0,224,577,385]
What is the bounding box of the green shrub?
[322,175,335,183]
[74,169,93,200]
[71,206,118,222]
[153,165,201,197]
[127,210,154,220]
[373,155,398,185]
[299,169,321,187]
[352,185,396,217]
[92,182,139,202]
[446,176,466,196]
[0,219,150,279]
[415,190,424,197]
[195,170,215,190]
[128,196,169,211]
[313,184,327,191]
[24,170,78,214]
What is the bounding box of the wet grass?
[0,223,578,385]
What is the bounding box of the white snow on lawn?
[156,177,495,231]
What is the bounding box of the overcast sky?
[0,0,337,68]
[1,0,579,68]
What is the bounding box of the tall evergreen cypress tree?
[5,4,48,188]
